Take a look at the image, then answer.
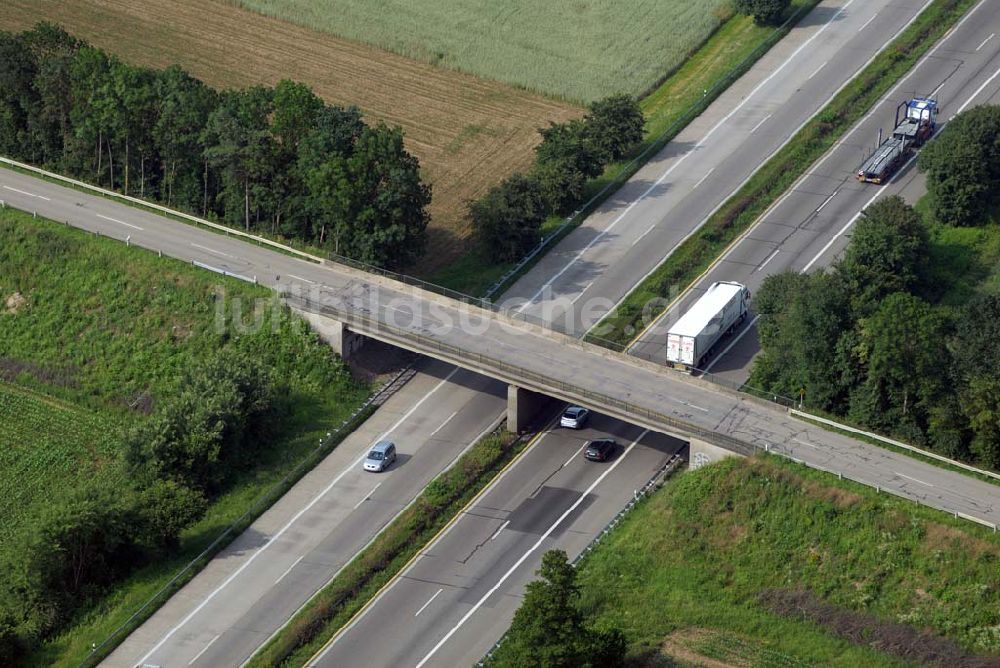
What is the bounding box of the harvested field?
[0,0,582,274]
[234,0,730,102]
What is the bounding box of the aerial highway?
[629,0,1000,384]
[0,1,980,666]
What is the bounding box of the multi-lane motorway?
[631,0,1000,384]
[0,0,992,666]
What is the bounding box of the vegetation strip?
[246,424,541,666]
[488,456,1000,666]
[587,0,977,348]
[433,0,820,297]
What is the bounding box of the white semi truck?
[666,281,751,370]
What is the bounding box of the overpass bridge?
[286,262,817,458]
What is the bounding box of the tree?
[848,293,948,440]
[750,271,852,411]
[133,480,207,551]
[471,173,547,263]
[0,31,39,159]
[153,66,218,210]
[952,293,1000,380]
[536,118,607,179]
[310,124,430,269]
[585,94,645,162]
[734,0,791,24]
[963,377,1000,469]
[919,105,1000,227]
[838,195,929,313]
[488,550,624,668]
[532,157,588,214]
[203,86,276,230]
[24,24,81,168]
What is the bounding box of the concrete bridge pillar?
[294,309,367,360]
[685,437,745,471]
[507,385,550,434]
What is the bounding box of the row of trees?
[734,0,792,25]
[752,194,1000,469]
[472,94,645,263]
[0,351,282,660]
[0,24,430,269]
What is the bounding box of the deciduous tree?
[471,173,547,263]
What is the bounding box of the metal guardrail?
[77,364,414,668]
[285,294,759,458]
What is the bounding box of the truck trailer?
[857,97,938,184]
[666,281,751,370]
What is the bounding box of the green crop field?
[573,457,1000,666]
[0,383,126,551]
[234,0,730,102]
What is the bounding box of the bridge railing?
[285,293,759,457]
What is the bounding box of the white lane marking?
[414,589,444,617]
[815,189,838,213]
[749,114,772,134]
[807,61,828,81]
[631,224,657,247]
[287,273,316,284]
[96,213,144,231]
[757,249,780,272]
[414,431,649,668]
[191,242,235,259]
[692,167,715,190]
[570,281,595,304]
[430,410,459,437]
[2,184,50,200]
[353,482,383,510]
[858,13,878,32]
[515,0,856,314]
[187,634,220,666]
[274,556,304,585]
[976,33,994,51]
[895,472,934,487]
[312,427,556,661]
[676,399,710,413]
[562,442,589,468]
[702,314,760,373]
[955,64,1000,117]
[793,438,818,449]
[616,0,972,345]
[136,367,461,667]
[490,520,511,541]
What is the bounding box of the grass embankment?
[248,429,532,666]
[590,0,977,348]
[429,1,820,297]
[0,208,372,666]
[574,456,1000,666]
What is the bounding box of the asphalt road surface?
[502,0,937,337]
[0,1,985,666]
[630,0,1000,387]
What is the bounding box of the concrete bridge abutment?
[294,309,368,360]
[507,385,552,434]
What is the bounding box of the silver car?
[560,406,590,429]
[363,441,397,472]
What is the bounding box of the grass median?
[247,426,535,667]
[430,0,820,297]
[587,0,978,349]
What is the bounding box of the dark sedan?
[584,438,616,462]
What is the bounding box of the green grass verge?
[588,0,978,348]
[427,1,820,297]
[247,428,532,667]
[574,456,1000,665]
[0,208,373,666]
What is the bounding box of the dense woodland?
[752,105,1000,469]
[0,24,430,269]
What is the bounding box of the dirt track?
[1,0,582,272]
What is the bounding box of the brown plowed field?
[1,0,582,273]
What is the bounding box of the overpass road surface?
[629,0,1000,385]
[0,1,989,665]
